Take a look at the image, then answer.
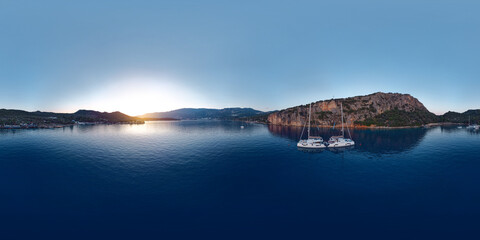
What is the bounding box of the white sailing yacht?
[297,103,326,149]
[327,103,355,148]
[466,116,479,130]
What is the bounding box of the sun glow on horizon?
[61,77,207,116]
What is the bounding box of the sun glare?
[70,77,205,116]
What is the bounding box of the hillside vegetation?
[355,109,438,127]
[0,109,143,125]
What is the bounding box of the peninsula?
[267,92,480,128]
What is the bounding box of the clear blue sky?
[1,0,479,115]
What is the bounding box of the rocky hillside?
[267,92,439,127]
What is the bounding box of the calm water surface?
[1,121,480,239]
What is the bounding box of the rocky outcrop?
[267,92,434,127]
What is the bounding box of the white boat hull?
[297,142,326,149]
[327,140,355,148]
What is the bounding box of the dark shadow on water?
[354,128,429,154]
[328,145,355,154]
[297,148,327,154]
[297,146,355,154]
[269,125,429,154]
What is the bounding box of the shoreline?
[0,121,145,130]
[246,121,466,129]
[1,119,468,130]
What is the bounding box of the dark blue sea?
[1,121,480,239]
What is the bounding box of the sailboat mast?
[341,102,345,138]
[308,103,311,138]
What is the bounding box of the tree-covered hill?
[0,109,143,125]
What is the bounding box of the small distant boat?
[240,125,245,129]
[466,116,479,130]
[474,125,480,130]
[327,103,355,148]
[77,122,95,125]
[467,125,480,130]
[297,103,326,149]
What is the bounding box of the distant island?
[268,92,480,128]
[2,92,479,129]
[140,108,270,120]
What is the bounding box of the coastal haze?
[1,1,480,114]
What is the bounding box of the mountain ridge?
[140,107,267,120]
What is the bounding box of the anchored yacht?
[297,103,326,149]
[327,136,355,148]
[327,103,355,148]
[466,116,479,130]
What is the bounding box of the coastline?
[1,118,468,130]
[244,121,466,129]
[0,121,145,130]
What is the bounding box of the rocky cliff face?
[267,92,433,127]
